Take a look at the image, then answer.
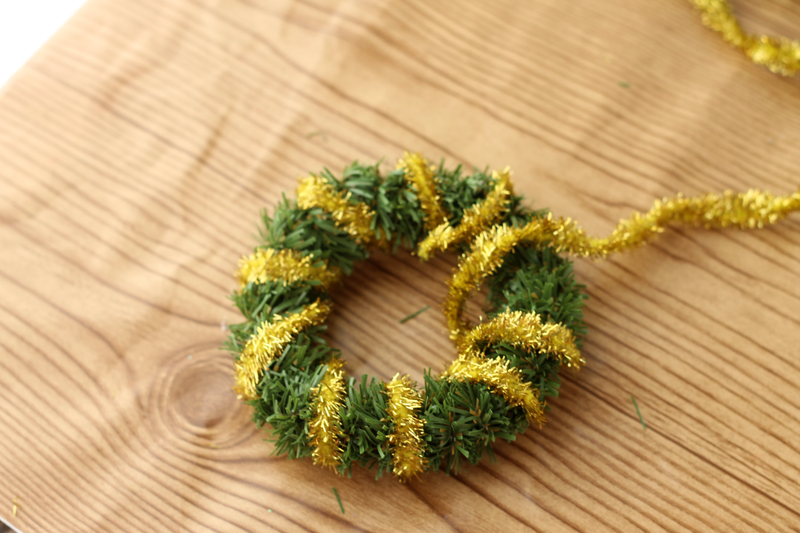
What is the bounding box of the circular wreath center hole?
[324,248,487,382]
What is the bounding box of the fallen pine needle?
[332,487,345,514]
[307,131,328,141]
[631,396,646,430]
[400,305,430,324]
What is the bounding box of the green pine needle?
[631,396,647,430]
[400,305,430,324]
[332,487,345,514]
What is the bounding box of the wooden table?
[1,0,799,531]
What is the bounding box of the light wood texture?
[1,0,800,531]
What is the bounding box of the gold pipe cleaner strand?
[444,188,800,338]
[443,222,530,339]
[297,174,376,244]
[398,152,449,230]
[459,309,584,369]
[417,168,513,260]
[691,0,800,76]
[235,248,342,289]
[443,355,546,427]
[234,300,332,400]
[309,358,347,469]
[541,188,800,258]
[385,374,428,481]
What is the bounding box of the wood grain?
[1,0,799,531]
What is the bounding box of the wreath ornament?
[222,0,800,484]
[226,152,799,482]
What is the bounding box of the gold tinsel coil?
[443,355,546,428]
[458,310,585,369]
[297,174,376,244]
[309,358,347,469]
[234,300,332,401]
[398,152,450,231]
[385,374,428,482]
[691,0,800,76]
[236,248,341,289]
[417,167,513,261]
[443,188,800,340]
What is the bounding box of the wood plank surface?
[1,0,800,531]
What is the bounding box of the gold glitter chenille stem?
[459,309,584,369]
[234,300,332,400]
[444,189,800,339]
[398,152,449,230]
[385,374,428,481]
[309,358,347,469]
[236,248,341,289]
[418,168,513,260]
[297,174,376,244]
[691,0,800,76]
[443,355,546,427]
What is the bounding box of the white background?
[0,1,88,89]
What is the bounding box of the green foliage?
[435,163,493,226]
[226,158,589,479]
[482,243,588,403]
[259,196,368,275]
[337,375,394,479]
[250,328,336,459]
[486,244,588,345]
[421,371,528,475]
[485,343,563,400]
[223,279,324,356]
[373,168,427,252]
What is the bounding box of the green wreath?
[226,152,799,482]
[225,153,587,481]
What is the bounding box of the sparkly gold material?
[236,248,341,289]
[459,310,584,369]
[297,174,376,244]
[418,168,513,260]
[234,300,332,400]
[309,358,347,469]
[692,0,800,76]
[444,189,800,338]
[385,374,428,481]
[443,221,529,339]
[443,355,546,427]
[398,152,449,230]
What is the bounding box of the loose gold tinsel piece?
[444,189,800,338]
[459,310,584,369]
[236,248,341,289]
[398,152,449,230]
[691,0,800,76]
[297,174,376,244]
[309,358,347,469]
[385,374,428,481]
[234,300,332,400]
[418,168,513,260]
[443,355,546,427]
